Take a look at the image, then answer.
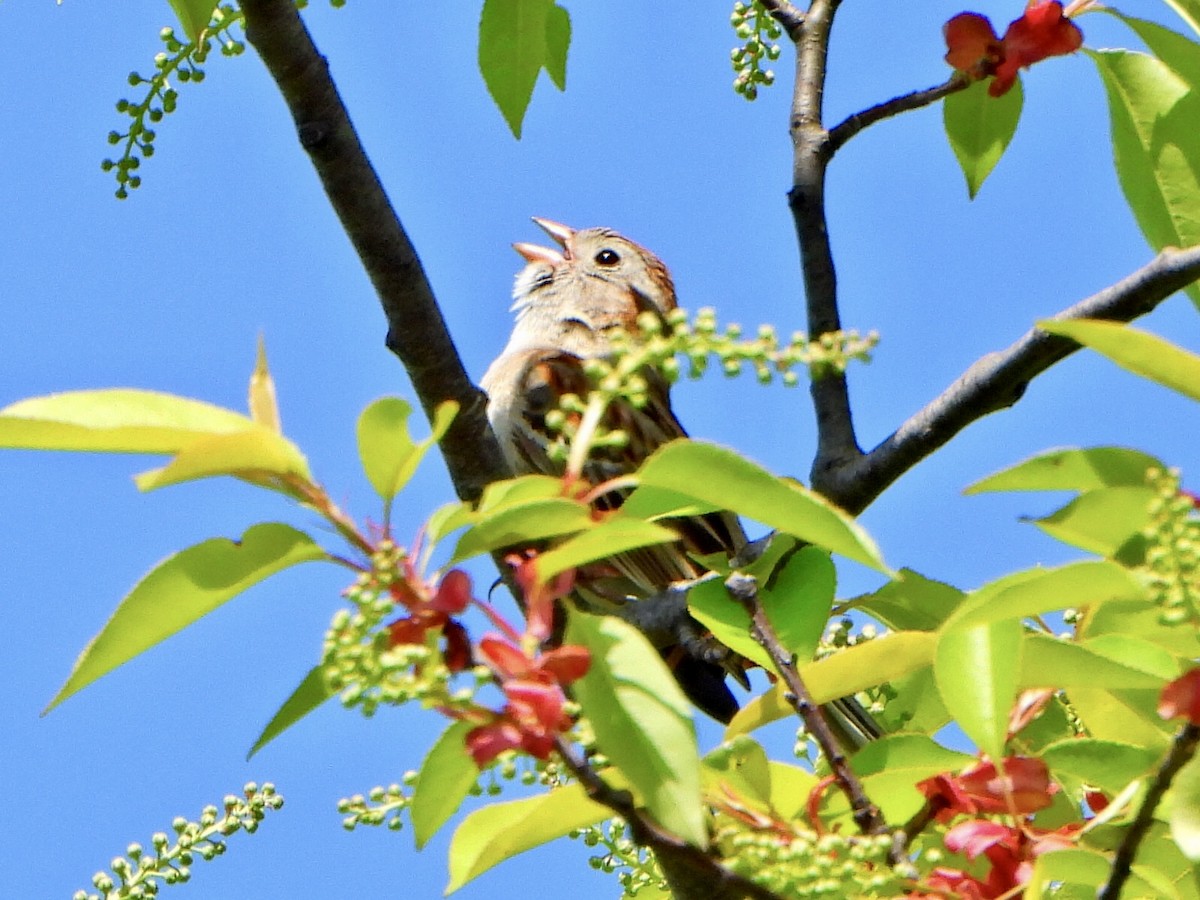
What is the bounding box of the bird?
[481,218,881,742]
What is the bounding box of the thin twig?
[238,0,509,504]
[814,245,1200,513]
[1098,723,1200,900]
[724,572,890,841]
[826,74,970,157]
[554,737,786,900]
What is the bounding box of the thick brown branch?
[814,245,1200,513]
[758,0,804,39]
[826,74,970,157]
[239,0,508,504]
[554,738,785,900]
[724,573,889,841]
[786,0,862,484]
[1098,722,1200,900]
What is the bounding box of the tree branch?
[1098,722,1200,900]
[554,738,785,900]
[826,74,970,158]
[785,0,863,486]
[758,0,804,39]
[724,572,889,841]
[814,245,1200,513]
[239,0,508,504]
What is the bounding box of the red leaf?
[1160,668,1200,724]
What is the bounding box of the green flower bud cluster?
[730,1,782,100]
[1141,467,1200,626]
[548,307,877,467]
[73,783,282,900]
[321,543,482,716]
[716,826,903,898]
[103,7,245,198]
[338,778,413,832]
[571,819,667,897]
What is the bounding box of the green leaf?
[167,0,218,42]
[849,734,974,824]
[1041,319,1200,402]
[946,561,1146,630]
[543,2,570,90]
[1082,596,1200,658]
[247,665,333,759]
[1032,486,1157,556]
[478,474,566,511]
[935,619,1023,759]
[967,446,1163,493]
[452,498,593,561]
[534,516,678,581]
[0,389,254,453]
[446,785,609,893]
[702,736,772,807]
[1089,47,1200,304]
[943,76,1023,198]
[566,612,706,848]
[45,523,328,712]
[133,426,312,491]
[1028,848,1125,898]
[1164,0,1200,37]
[1039,738,1161,796]
[1020,633,1174,691]
[412,721,479,850]
[801,631,938,703]
[478,0,570,138]
[1072,685,1174,746]
[850,569,965,632]
[689,546,835,672]
[1173,753,1200,860]
[764,761,820,820]
[356,398,457,509]
[635,441,890,574]
[725,680,793,738]
[879,667,951,736]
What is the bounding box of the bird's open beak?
[512,242,565,265]
[512,217,575,265]
[531,217,575,248]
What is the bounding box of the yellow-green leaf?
[534,516,678,581]
[0,389,254,453]
[1089,46,1200,305]
[945,561,1146,630]
[134,426,312,491]
[943,76,1023,198]
[45,524,328,712]
[356,398,457,508]
[452,498,594,561]
[635,440,890,574]
[801,631,937,704]
[967,446,1162,493]
[446,785,609,893]
[1171,753,1200,860]
[1041,319,1200,402]
[412,721,478,849]
[935,619,1023,759]
[168,0,218,42]
[247,665,333,759]
[566,612,706,848]
[248,336,281,432]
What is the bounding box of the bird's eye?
[594,248,621,266]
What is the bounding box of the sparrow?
[481,219,881,743]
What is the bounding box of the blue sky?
[2,2,1198,898]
